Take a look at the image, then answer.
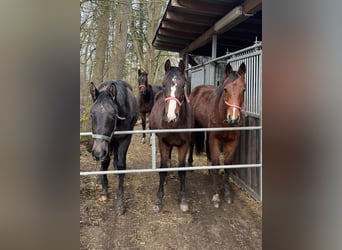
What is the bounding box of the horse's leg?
[114,136,132,215]
[223,138,239,204]
[154,140,170,213]
[98,155,110,201]
[178,142,189,212]
[141,112,146,144]
[187,133,194,167]
[208,134,221,208]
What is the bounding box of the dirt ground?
[80,125,262,250]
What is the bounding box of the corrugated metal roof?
[152,0,262,57]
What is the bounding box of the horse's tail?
[187,131,204,166]
[193,131,205,155]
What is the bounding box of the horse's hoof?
[212,194,220,208]
[96,177,102,185]
[116,206,125,216]
[224,194,232,204]
[116,198,125,215]
[98,195,108,202]
[153,204,161,213]
[141,138,145,144]
[180,200,189,212]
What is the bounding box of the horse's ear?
[138,69,141,76]
[108,82,117,100]
[178,60,185,74]
[89,82,99,102]
[164,59,171,72]
[238,62,246,76]
[225,63,233,76]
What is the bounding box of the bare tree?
[109,0,129,80]
[92,0,111,83]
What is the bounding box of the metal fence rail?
[80,127,261,171]
[80,127,261,174]
[80,126,262,201]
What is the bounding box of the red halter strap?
[224,101,241,110]
[165,96,183,106]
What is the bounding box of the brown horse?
[137,69,162,144]
[189,62,246,208]
[149,59,194,213]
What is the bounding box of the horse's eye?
[224,88,228,93]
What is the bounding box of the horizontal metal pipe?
[80,126,262,137]
[80,163,262,176]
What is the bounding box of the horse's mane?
[216,71,240,96]
[154,90,164,102]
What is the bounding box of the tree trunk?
[92,0,110,83]
[129,2,144,70]
[146,0,163,85]
[109,0,129,80]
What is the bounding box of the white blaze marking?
[232,107,237,120]
[167,76,177,121]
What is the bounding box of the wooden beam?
[153,44,184,51]
[180,6,244,57]
[162,20,208,33]
[242,0,262,14]
[159,28,199,39]
[172,0,231,16]
[166,10,217,26]
[180,0,262,57]
[155,34,191,45]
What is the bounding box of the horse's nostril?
[91,150,102,161]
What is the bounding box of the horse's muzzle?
[165,112,179,123]
[91,140,109,161]
[91,149,108,161]
[227,115,240,124]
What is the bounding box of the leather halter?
[224,101,242,110]
[164,96,183,106]
[91,114,126,142]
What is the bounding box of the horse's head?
[220,62,246,124]
[89,81,124,161]
[138,69,148,95]
[162,59,188,123]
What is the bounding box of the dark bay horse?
[189,62,246,208]
[137,69,162,144]
[149,59,193,213]
[89,80,138,215]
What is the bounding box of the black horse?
[137,69,162,144]
[90,80,138,215]
[149,59,194,213]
